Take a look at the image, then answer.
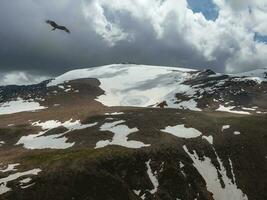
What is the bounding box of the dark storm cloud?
[0,0,266,82]
[0,0,224,78]
[0,0,101,75]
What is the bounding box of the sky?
[0,0,267,85]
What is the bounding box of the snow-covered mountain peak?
[234,68,267,83]
[47,64,198,108]
[48,64,197,87]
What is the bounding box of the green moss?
[20,147,137,167]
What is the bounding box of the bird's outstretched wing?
[57,25,70,33]
[45,20,57,28]
[62,26,70,33]
[45,20,70,33]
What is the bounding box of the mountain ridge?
[1,64,267,116]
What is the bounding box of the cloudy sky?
[0,0,267,85]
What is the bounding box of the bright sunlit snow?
[222,125,230,132]
[202,135,213,144]
[48,64,198,109]
[176,99,202,111]
[161,124,202,138]
[95,120,150,149]
[0,168,41,195]
[145,159,159,194]
[234,131,241,135]
[0,141,5,146]
[0,163,19,173]
[0,98,46,115]
[234,68,267,83]
[104,112,124,115]
[183,146,248,200]
[216,105,250,115]
[17,120,97,149]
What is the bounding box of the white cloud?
[0,71,50,86]
[81,0,267,72]
[82,0,129,46]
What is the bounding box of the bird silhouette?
[45,20,70,33]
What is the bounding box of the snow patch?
[20,177,34,189]
[234,68,267,83]
[256,111,267,114]
[216,105,250,115]
[242,107,256,111]
[58,85,65,89]
[0,168,41,195]
[20,177,32,184]
[222,125,230,132]
[95,120,150,149]
[161,124,202,138]
[104,112,124,115]
[17,120,97,149]
[133,190,141,196]
[0,163,19,173]
[0,98,46,115]
[234,131,241,135]
[146,159,159,194]
[202,135,213,144]
[183,146,248,200]
[176,99,202,111]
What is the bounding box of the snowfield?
[234,68,267,83]
[1,64,265,114]
[0,62,265,120]
[47,64,267,112]
[17,120,97,149]
[0,98,46,115]
[48,64,199,109]
[161,124,202,138]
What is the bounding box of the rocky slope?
[0,64,266,200]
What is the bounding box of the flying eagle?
[45,20,70,33]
